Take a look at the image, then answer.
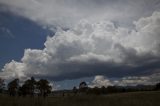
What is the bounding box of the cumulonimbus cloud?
[0,0,160,29]
[0,11,160,81]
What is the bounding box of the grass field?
[0,91,160,106]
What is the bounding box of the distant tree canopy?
[37,79,52,96]
[7,77,52,97]
[19,77,36,96]
[0,78,5,93]
[2,78,160,97]
[72,86,78,94]
[79,81,88,89]
[156,82,160,90]
[8,78,19,96]
[79,81,88,92]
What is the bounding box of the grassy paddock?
[0,91,160,106]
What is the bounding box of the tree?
[37,79,52,97]
[155,82,160,90]
[20,77,36,96]
[92,87,101,95]
[72,86,78,95]
[79,81,88,89]
[79,81,88,93]
[0,78,5,93]
[19,84,27,96]
[101,86,107,94]
[8,79,19,96]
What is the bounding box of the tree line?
[0,78,160,97]
[0,77,52,97]
[75,81,160,95]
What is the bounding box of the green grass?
[0,91,160,106]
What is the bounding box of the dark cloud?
[0,1,160,83]
[0,0,160,28]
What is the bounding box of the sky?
[0,0,160,90]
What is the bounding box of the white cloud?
[0,11,160,82]
[90,73,160,87]
[0,0,160,28]
[49,82,61,91]
[89,75,113,88]
[1,60,26,79]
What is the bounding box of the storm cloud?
[0,0,160,28]
[0,0,160,87]
[0,11,160,81]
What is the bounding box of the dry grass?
[0,91,160,106]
